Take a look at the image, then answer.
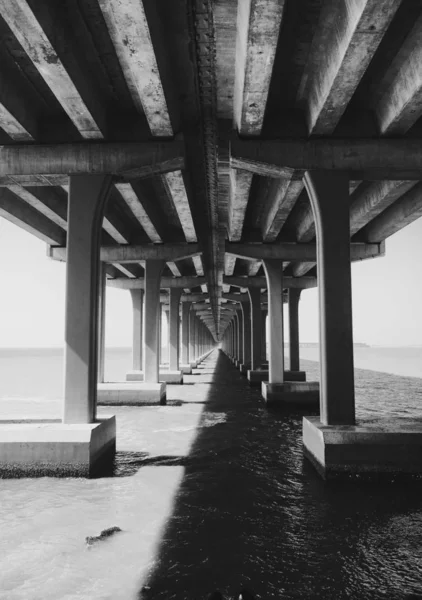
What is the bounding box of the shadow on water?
[112,351,422,600]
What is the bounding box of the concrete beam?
[0,188,65,246]
[230,138,422,180]
[228,169,253,241]
[223,276,317,289]
[300,0,401,135]
[234,0,285,135]
[107,276,207,290]
[7,185,67,229]
[0,0,105,139]
[0,71,38,141]
[0,141,184,181]
[356,182,422,243]
[162,171,197,242]
[261,179,304,242]
[114,183,162,243]
[98,0,173,136]
[376,13,422,134]
[49,243,201,263]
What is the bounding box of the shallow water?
[1,352,422,599]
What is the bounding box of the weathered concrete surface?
[247,370,306,386]
[261,382,319,407]
[125,370,183,384]
[0,416,116,478]
[98,383,166,405]
[303,416,422,478]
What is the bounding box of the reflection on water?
[0,352,422,599]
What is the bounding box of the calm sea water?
[0,348,421,599]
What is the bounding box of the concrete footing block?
[261,381,319,406]
[98,383,166,405]
[180,364,192,375]
[159,370,183,384]
[248,370,307,386]
[303,416,422,478]
[190,361,198,369]
[239,363,251,375]
[0,416,116,478]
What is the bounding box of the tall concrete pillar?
[248,288,262,370]
[169,288,182,370]
[97,263,106,384]
[63,174,111,424]
[261,308,268,362]
[143,260,165,383]
[288,289,301,372]
[130,289,144,371]
[189,308,196,363]
[181,301,191,364]
[304,171,355,425]
[241,301,251,367]
[263,260,284,384]
[236,308,244,364]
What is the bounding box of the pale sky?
[0,214,421,348]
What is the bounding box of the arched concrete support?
[304,171,355,426]
[169,288,182,370]
[143,260,165,383]
[240,300,251,372]
[263,260,284,384]
[130,289,144,371]
[64,174,112,424]
[248,288,262,370]
[288,289,301,372]
[97,263,106,384]
[236,309,244,365]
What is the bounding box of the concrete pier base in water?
[0,416,116,477]
[179,364,192,375]
[98,383,166,405]
[248,370,307,386]
[303,416,422,478]
[261,381,319,406]
[125,370,183,384]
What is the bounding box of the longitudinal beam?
[231,139,422,180]
[299,0,401,135]
[107,276,206,290]
[49,243,201,263]
[0,0,105,138]
[0,141,183,181]
[234,0,285,134]
[223,276,317,290]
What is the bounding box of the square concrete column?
[248,288,262,370]
[189,308,196,363]
[97,263,106,384]
[181,301,191,364]
[130,289,144,371]
[169,288,182,370]
[288,289,301,372]
[304,171,355,425]
[143,260,165,383]
[236,309,244,364]
[64,175,112,424]
[263,260,284,384]
[241,300,251,367]
[261,308,268,362]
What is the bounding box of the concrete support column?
[304,171,355,425]
[261,308,268,362]
[97,263,106,384]
[236,309,244,364]
[263,260,284,384]
[241,301,251,367]
[64,174,112,424]
[169,288,182,370]
[248,288,262,370]
[130,289,144,371]
[189,308,196,363]
[288,289,301,372]
[181,302,191,364]
[143,260,165,383]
